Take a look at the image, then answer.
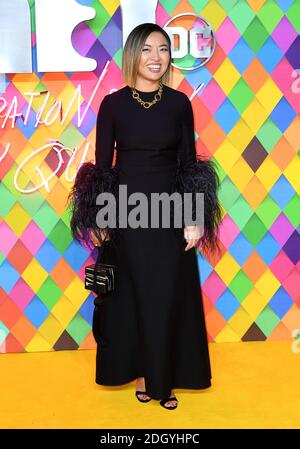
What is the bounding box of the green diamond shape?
[0,183,16,217]
[256,195,281,228]
[48,219,73,253]
[218,176,240,210]
[243,16,269,53]
[256,118,283,153]
[242,213,268,246]
[229,195,253,229]
[67,312,92,345]
[284,194,300,228]
[257,1,283,33]
[18,190,45,216]
[38,277,62,310]
[33,202,60,236]
[255,305,281,336]
[228,0,255,34]
[88,0,111,36]
[286,1,300,33]
[229,270,253,303]
[60,123,84,150]
[228,78,254,114]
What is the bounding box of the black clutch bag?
[84,244,116,295]
[86,243,116,348]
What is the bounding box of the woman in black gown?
[69,23,221,410]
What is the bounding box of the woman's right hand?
[90,229,110,247]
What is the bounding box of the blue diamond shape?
[64,240,89,271]
[0,260,19,293]
[257,36,283,73]
[215,98,240,133]
[229,36,255,74]
[78,295,94,326]
[269,287,293,318]
[35,240,61,272]
[24,296,50,328]
[229,233,253,265]
[256,232,281,264]
[215,289,240,320]
[270,97,296,132]
[270,175,295,209]
[197,251,214,283]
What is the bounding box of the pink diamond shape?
[216,17,240,54]
[218,214,240,248]
[20,221,46,253]
[0,222,18,255]
[10,278,34,311]
[202,271,227,304]
[272,16,298,53]
[282,269,300,301]
[271,57,295,93]
[269,213,294,246]
[270,250,294,282]
[201,78,226,114]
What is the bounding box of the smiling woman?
[122,24,171,93]
[68,23,221,411]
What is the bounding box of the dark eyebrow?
[143,44,169,47]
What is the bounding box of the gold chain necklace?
[131,80,163,109]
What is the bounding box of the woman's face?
[137,31,170,85]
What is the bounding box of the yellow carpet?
[0,340,299,429]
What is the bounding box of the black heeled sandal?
[160,396,178,410]
[135,390,152,403]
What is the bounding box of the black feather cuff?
[174,156,222,252]
[67,162,120,249]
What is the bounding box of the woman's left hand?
[184,225,201,251]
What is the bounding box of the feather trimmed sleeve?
[175,94,222,251]
[67,94,120,249]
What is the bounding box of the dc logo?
[163,13,216,70]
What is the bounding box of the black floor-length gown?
[74,84,214,400]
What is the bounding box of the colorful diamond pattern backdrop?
[0,0,299,353]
